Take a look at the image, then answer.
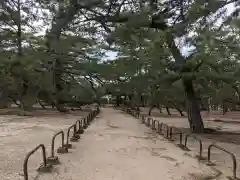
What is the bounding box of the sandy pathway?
[22,108,225,180]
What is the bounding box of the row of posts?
[23,106,100,180]
[122,107,238,180]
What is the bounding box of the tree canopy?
[1,0,240,133]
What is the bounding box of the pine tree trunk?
[136,105,140,111]
[87,77,100,105]
[207,97,212,113]
[170,101,184,116]
[0,90,10,108]
[166,107,171,115]
[148,105,154,116]
[141,95,145,107]
[54,59,68,112]
[16,0,22,57]
[183,79,204,133]
[223,103,228,115]
[16,0,30,110]
[38,100,46,109]
[165,31,204,133]
[116,95,120,107]
[178,109,184,116]
[156,104,162,113]
[159,107,162,113]
[20,79,30,110]
[9,97,20,106]
[45,1,81,113]
[124,95,127,105]
[129,95,132,101]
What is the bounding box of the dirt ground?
[0,108,90,180]
[0,107,232,180]
[140,107,240,178]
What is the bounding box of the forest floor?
[0,107,230,180]
[140,107,240,179]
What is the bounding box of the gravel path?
[25,108,224,180]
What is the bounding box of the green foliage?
[1,0,240,120]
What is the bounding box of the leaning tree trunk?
[9,96,20,106]
[38,99,46,109]
[169,101,184,116]
[178,108,184,116]
[148,105,156,116]
[183,79,204,133]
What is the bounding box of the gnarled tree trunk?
[148,105,155,116]
[183,79,204,133]
[169,101,184,116]
[166,31,204,133]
